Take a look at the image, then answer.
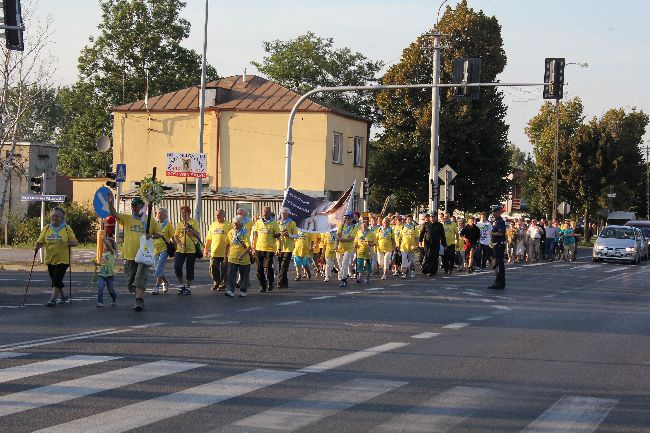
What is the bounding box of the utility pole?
[39,172,45,263]
[552,98,560,221]
[195,0,208,228]
[644,145,649,219]
[429,32,442,213]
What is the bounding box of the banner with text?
[166,152,207,178]
[282,183,354,233]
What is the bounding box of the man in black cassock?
[419,213,447,277]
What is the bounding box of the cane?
[68,245,72,302]
[23,248,38,306]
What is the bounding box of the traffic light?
[30,176,42,193]
[543,58,565,99]
[452,58,481,100]
[361,178,370,198]
[106,172,117,189]
[2,0,24,51]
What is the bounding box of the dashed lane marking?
[236,307,262,312]
[468,316,492,321]
[276,301,303,306]
[442,323,469,330]
[310,296,337,300]
[411,332,441,339]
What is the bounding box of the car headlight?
[595,244,605,250]
[625,247,636,252]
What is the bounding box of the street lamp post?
[552,61,588,221]
[195,0,209,228]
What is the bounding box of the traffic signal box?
[452,58,481,100]
[543,58,565,99]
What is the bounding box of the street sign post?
[93,186,113,219]
[557,201,571,216]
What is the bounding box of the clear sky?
[35,0,650,154]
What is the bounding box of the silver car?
[592,225,644,264]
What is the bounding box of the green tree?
[252,32,384,120]
[507,143,531,170]
[369,0,510,212]
[524,97,585,216]
[57,0,218,177]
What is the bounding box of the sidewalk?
[0,247,98,271]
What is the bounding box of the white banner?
[166,152,207,178]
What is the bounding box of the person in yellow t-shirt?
[252,206,281,292]
[354,218,376,283]
[108,194,161,311]
[224,216,253,297]
[398,215,419,279]
[442,213,458,274]
[376,217,396,280]
[35,207,79,307]
[335,212,359,287]
[391,215,405,276]
[276,207,300,289]
[173,205,202,295]
[152,207,174,295]
[320,231,337,282]
[293,230,313,281]
[204,209,233,292]
[311,233,323,277]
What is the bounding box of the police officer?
[488,205,506,289]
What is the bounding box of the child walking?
[97,237,118,307]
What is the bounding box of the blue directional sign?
[93,186,113,219]
[116,164,126,183]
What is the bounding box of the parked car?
[625,221,650,260]
[592,225,644,264]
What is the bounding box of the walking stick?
[23,248,38,306]
[68,245,72,302]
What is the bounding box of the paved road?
[0,253,649,432]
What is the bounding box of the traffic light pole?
[39,172,45,263]
[430,32,442,214]
[552,98,560,221]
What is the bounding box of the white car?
[592,225,644,264]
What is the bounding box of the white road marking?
[468,316,492,321]
[365,287,385,291]
[340,291,362,295]
[603,268,619,273]
[236,307,262,312]
[480,298,496,303]
[442,323,469,330]
[543,294,557,298]
[559,290,570,293]
[192,313,223,319]
[277,301,303,306]
[520,396,618,433]
[310,296,337,300]
[492,305,512,311]
[298,342,409,374]
[0,351,28,359]
[0,328,132,351]
[0,360,203,417]
[0,355,119,384]
[34,369,303,433]
[220,378,406,432]
[131,322,166,329]
[463,291,481,296]
[389,284,405,287]
[372,386,498,432]
[523,263,545,267]
[595,273,630,283]
[411,332,441,339]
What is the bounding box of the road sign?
[93,186,113,219]
[116,164,126,182]
[557,201,571,216]
[166,152,207,178]
[438,164,457,182]
[20,194,66,202]
[441,185,455,201]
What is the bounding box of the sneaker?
[410,271,415,278]
[177,285,186,294]
[380,274,386,280]
[111,298,117,306]
[324,277,330,282]
[392,271,398,276]
[401,273,407,279]
[239,292,247,297]
[161,281,169,293]
[218,282,226,290]
[151,285,160,295]
[133,299,144,311]
[46,297,56,307]
[183,288,192,295]
[210,284,219,291]
[97,302,104,308]
[225,290,235,297]
[338,279,346,288]
[59,295,69,304]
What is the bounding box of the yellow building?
[111,75,371,204]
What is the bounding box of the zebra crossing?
[0,351,620,432]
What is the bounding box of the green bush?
[5,214,41,245]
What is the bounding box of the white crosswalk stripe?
[34,369,303,433]
[0,355,118,384]
[520,396,618,433]
[0,360,204,417]
[213,378,406,433]
[0,351,28,359]
[372,386,498,432]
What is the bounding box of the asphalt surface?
[0,249,649,432]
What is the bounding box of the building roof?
[120,188,286,202]
[111,75,370,123]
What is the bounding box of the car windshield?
[600,227,634,239]
[642,228,650,238]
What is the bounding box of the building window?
[327,191,342,202]
[332,132,343,164]
[353,137,363,166]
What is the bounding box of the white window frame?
[332,132,343,164]
[353,136,363,166]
